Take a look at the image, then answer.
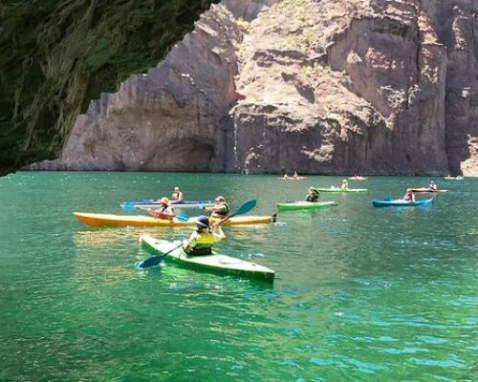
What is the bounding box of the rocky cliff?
[0,0,219,175]
[29,0,478,176]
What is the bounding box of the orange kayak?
[73,212,276,227]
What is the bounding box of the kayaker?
[171,186,184,202]
[403,189,416,202]
[204,196,229,219]
[283,173,289,180]
[293,171,299,179]
[305,187,320,202]
[148,197,175,220]
[183,215,226,256]
[341,179,349,190]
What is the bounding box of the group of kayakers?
[403,181,437,202]
[147,188,230,255]
[282,171,303,180]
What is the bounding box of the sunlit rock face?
[29,3,243,172]
[0,0,219,175]
[28,0,478,176]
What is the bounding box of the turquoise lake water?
[1,172,478,381]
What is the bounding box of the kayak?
[277,177,307,180]
[140,234,275,282]
[409,188,449,193]
[121,200,215,210]
[349,176,368,180]
[74,212,276,227]
[314,187,368,193]
[277,201,337,211]
[372,198,433,207]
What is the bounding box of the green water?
[1,172,478,381]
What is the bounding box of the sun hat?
[159,197,170,205]
[215,196,225,202]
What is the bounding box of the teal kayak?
[314,187,368,193]
[140,234,275,282]
[277,201,337,211]
[372,198,433,207]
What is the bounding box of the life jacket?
[152,206,173,220]
[172,192,182,201]
[306,193,318,202]
[212,203,229,218]
[188,230,215,256]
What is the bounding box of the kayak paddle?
[176,214,189,222]
[135,199,257,269]
[122,202,137,211]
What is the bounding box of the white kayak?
[140,234,275,282]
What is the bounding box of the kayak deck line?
[140,234,275,282]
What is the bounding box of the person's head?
[308,187,315,193]
[159,197,170,206]
[195,215,210,231]
[215,196,225,204]
[407,189,412,195]
[174,187,180,192]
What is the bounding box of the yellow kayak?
[73,212,276,227]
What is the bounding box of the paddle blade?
[235,199,257,215]
[136,255,163,269]
[122,203,136,211]
[176,214,189,222]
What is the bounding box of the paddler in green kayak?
[305,187,320,202]
[183,215,226,255]
[341,179,349,190]
[148,197,175,220]
[204,196,230,219]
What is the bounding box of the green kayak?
[277,201,337,211]
[314,187,368,193]
[140,234,275,282]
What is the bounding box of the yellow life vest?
[189,231,215,255]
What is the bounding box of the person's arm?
[178,192,184,202]
[165,207,175,219]
[211,225,226,242]
[183,232,198,252]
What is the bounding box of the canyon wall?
[29,0,478,176]
[0,0,219,175]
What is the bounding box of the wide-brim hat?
[215,196,225,202]
[159,197,170,205]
